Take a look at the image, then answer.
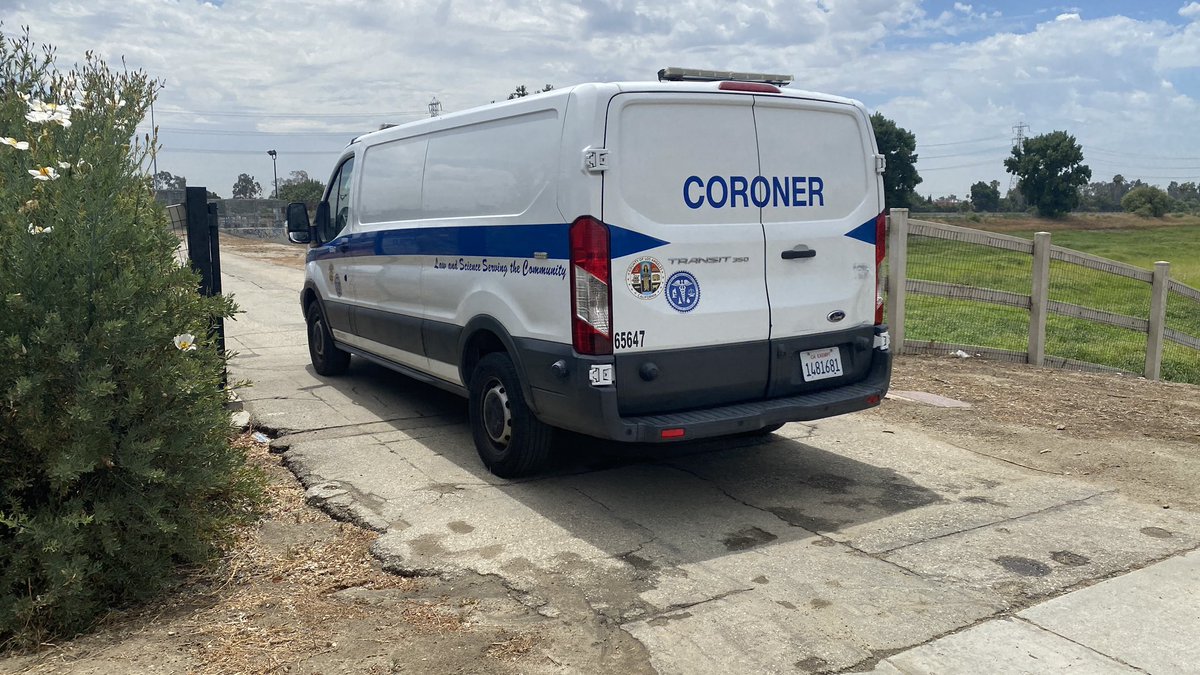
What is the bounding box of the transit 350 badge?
[665,271,700,312]
[626,256,664,299]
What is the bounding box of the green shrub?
[1121,186,1171,218]
[0,30,260,646]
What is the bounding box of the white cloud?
[1055,13,1081,22]
[1180,3,1200,20]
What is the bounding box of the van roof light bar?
[657,67,793,87]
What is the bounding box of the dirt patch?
[0,432,641,675]
[218,234,307,269]
[875,354,1200,509]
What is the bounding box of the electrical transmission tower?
[1009,121,1030,192]
[428,97,442,117]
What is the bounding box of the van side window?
[324,157,355,241]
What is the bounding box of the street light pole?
[267,149,278,199]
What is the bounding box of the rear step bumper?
[521,328,892,444]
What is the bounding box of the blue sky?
[4,0,1199,199]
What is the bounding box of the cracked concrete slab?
[883,492,1200,603]
[222,248,1200,675]
[858,617,1139,674]
[1018,548,1200,673]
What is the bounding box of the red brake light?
[570,216,612,355]
[661,428,686,439]
[718,81,781,93]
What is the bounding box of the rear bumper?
[520,327,892,444]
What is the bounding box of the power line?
[1086,146,1200,161]
[153,107,429,119]
[919,145,1010,160]
[155,146,345,155]
[915,159,1000,171]
[137,125,365,137]
[918,135,1008,148]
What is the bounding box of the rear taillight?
[570,216,612,355]
[875,212,887,325]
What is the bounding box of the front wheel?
[306,301,351,376]
[468,352,553,478]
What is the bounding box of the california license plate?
[799,347,843,382]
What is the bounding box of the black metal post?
[184,186,226,387]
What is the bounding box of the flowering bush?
[0,30,259,645]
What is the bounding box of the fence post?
[1028,232,1051,367]
[1145,261,1170,381]
[886,208,908,353]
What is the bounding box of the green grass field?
[901,218,1200,384]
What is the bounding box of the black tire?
[468,352,553,478]
[306,301,351,376]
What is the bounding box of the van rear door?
[754,96,882,397]
[603,93,770,415]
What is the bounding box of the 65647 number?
[613,330,646,350]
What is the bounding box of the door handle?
[781,248,816,260]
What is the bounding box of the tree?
[231,173,262,199]
[969,180,1001,212]
[1003,131,1091,218]
[1121,186,1171,217]
[508,84,554,100]
[276,170,325,204]
[153,170,185,189]
[870,112,922,210]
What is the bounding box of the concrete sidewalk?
[861,545,1199,674]
[219,246,1200,674]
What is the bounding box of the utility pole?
[428,97,442,117]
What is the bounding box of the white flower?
[27,224,52,235]
[1,137,30,150]
[173,333,198,351]
[28,166,60,181]
[57,161,72,170]
[25,100,72,127]
[109,95,126,108]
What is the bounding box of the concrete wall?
[215,199,287,242]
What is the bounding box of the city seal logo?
[626,256,664,300]
[665,271,700,312]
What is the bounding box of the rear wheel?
[306,301,350,376]
[468,352,553,478]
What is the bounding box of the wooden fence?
[885,209,1200,380]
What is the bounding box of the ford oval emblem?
[827,310,846,323]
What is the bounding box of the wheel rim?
[481,377,512,448]
[311,317,326,360]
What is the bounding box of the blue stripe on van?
[843,217,878,246]
[306,222,669,263]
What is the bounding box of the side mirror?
[285,202,311,244]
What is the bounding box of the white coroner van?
[286,69,892,477]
